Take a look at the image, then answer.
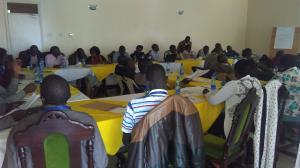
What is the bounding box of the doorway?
[7,3,42,57]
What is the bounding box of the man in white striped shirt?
[122,64,168,145]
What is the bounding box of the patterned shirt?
[276,67,300,118]
[122,89,168,133]
[206,75,262,137]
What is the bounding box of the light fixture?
[177,10,184,15]
[7,10,10,13]
[88,4,97,11]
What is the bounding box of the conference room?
[0,0,299,167]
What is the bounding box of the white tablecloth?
[160,63,182,73]
[54,66,93,82]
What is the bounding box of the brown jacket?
[128,95,204,168]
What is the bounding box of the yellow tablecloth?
[89,64,116,80]
[167,75,222,90]
[68,95,223,156]
[176,59,201,74]
[175,58,234,75]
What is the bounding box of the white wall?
[246,0,300,55]
[0,0,8,49]
[1,0,249,56]
[39,0,248,56]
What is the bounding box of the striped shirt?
[121,89,168,133]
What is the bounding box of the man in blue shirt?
[2,75,107,168]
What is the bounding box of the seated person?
[2,75,108,168]
[115,57,136,80]
[18,45,42,68]
[259,54,273,69]
[211,43,225,54]
[122,64,168,145]
[45,46,68,68]
[203,59,261,137]
[109,46,130,63]
[0,55,36,105]
[164,45,178,62]
[68,48,88,65]
[225,45,239,58]
[177,36,192,54]
[197,45,210,58]
[272,50,285,68]
[275,54,300,120]
[215,54,233,74]
[130,45,145,61]
[204,47,223,70]
[86,46,107,65]
[242,48,274,81]
[147,44,160,61]
[134,59,153,89]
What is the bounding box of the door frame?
[4,0,44,56]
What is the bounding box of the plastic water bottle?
[175,76,181,95]
[166,62,171,73]
[34,64,40,84]
[61,58,67,68]
[39,59,44,83]
[179,63,184,78]
[210,73,217,94]
[82,58,86,67]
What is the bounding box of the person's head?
[136,45,143,52]
[0,55,15,88]
[242,48,253,58]
[203,45,209,54]
[234,59,254,79]
[227,45,232,52]
[90,46,100,57]
[50,46,61,56]
[138,59,153,74]
[29,45,39,56]
[119,45,126,54]
[278,54,298,72]
[152,44,159,52]
[40,75,71,105]
[76,48,86,58]
[217,54,228,64]
[169,45,177,53]
[0,48,7,58]
[185,36,191,42]
[146,64,166,90]
[276,50,285,58]
[215,43,222,50]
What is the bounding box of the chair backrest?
[225,88,259,157]
[14,111,95,168]
[129,95,204,168]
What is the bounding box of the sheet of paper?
[274,26,295,49]
[181,87,206,96]
[0,93,40,119]
[186,70,209,79]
